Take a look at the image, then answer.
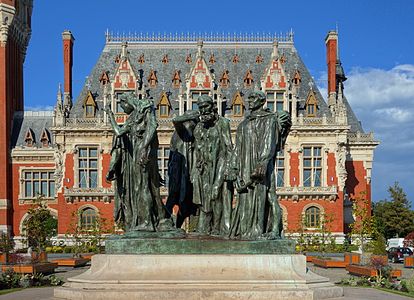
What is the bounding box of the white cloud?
[345,65,414,109]
[317,64,414,202]
[374,107,413,123]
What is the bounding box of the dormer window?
[220,70,230,88]
[293,70,301,86]
[138,54,145,64]
[306,90,318,117]
[148,70,158,88]
[209,53,216,64]
[99,71,110,85]
[185,53,192,64]
[172,70,181,88]
[232,53,240,64]
[162,54,169,64]
[83,91,97,118]
[256,54,263,64]
[24,128,35,147]
[158,92,171,118]
[232,91,244,117]
[40,129,50,148]
[244,70,253,87]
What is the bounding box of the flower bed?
[346,264,402,278]
[1,262,58,274]
[52,257,89,267]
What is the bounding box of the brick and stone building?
[0,20,379,244]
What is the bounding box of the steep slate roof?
[11,111,54,148]
[69,35,333,120]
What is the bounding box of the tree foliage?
[373,182,414,239]
[23,199,57,252]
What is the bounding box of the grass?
[0,287,23,295]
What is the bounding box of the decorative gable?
[113,57,138,90]
[264,58,287,89]
[24,128,35,147]
[83,90,97,117]
[40,128,51,147]
[189,56,213,89]
[305,89,318,117]
[256,53,263,64]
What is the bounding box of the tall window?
[78,147,98,188]
[266,91,284,112]
[22,170,55,198]
[158,146,170,185]
[159,104,169,117]
[305,206,321,228]
[303,146,322,187]
[276,151,285,187]
[80,207,97,230]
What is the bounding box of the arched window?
[80,208,97,230]
[305,206,320,228]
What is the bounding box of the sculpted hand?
[138,151,149,166]
[251,163,266,181]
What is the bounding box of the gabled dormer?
[147,69,158,88]
[305,89,318,117]
[186,40,214,110]
[188,47,213,90]
[99,71,110,85]
[24,128,35,147]
[157,91,172,118]
[113,43,138,91]
[172,70,181,89]
[220,70,230,88]
[40,128,51,148]
[83,90,97,118]
[231,91,245,117]
[263,41,287,90]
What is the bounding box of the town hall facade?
[0,0,379,245]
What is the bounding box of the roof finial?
[197,39,203,58]
[272,39,279,59]
[121,41,128,59]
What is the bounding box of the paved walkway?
[0,262,413,299]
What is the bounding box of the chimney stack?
[325,30,337,106]
[62,30,74,100]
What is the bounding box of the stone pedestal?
[55,236,342,299]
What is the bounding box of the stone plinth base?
[54,254,343,299]
[105,233,296,254]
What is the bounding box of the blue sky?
[24,0,414,204]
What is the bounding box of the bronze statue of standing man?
[105,93,162,232]
[192,95,234,235]
[230,91,291,240]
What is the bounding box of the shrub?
[0,233,14,254]
[63,246,73,253]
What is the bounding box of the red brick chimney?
[62,30,74,99]
[325,30,337,105]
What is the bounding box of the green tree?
[23,199,57,253]
[373,182,414,239]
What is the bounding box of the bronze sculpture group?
[105,90,291,240]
